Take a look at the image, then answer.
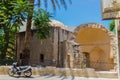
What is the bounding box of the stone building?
[16,20,117,71]
[16,20,81,68]
[74,23,117,71]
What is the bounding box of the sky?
[39,0,111,31]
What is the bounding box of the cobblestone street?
[0,75,117,80]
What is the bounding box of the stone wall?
[60,41,83,68]
[74,23,117,71]
[16,27,72,67]
[0,66,118,78]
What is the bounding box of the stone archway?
[74,23,116,71]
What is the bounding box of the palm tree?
[0,0,29,60]
[22,0,72,65]
[33,8,51,39]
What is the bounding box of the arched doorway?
[82,52,90,68]
[67,55,71,68]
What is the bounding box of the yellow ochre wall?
[74,24,114,71]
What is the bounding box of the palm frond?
[69,0,72,4]
[37,0,41,7]
[44,0,48,9]
[35,0,72,11]
[33,8,51,39]
[51,0,56,11]
[55,0,60,9]
[60,0,67,10]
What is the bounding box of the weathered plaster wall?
[74,23,116,71]
[16,27,72,67]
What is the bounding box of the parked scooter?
[8,62,32,77]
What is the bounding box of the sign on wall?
[101,0,120,20]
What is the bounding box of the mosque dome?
[49,20,68,30]
[19,20,68,32]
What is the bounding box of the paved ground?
[0,75,118,80]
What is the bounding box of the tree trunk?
[21,0,34,65]
[24,0,34,49]
[24,13,32,49]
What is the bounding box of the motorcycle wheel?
[8,69,14,76]
[24,71,32,77]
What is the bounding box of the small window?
[20,53,22,59]
[40,54,44,62]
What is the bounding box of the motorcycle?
[8,62,32,77]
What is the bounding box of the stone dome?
[19,20,68,32]
[49,20,68,30]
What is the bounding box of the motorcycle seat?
[19,66,29,70]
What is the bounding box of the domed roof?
[49,20,68,30]
[19,20,68,32]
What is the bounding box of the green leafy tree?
[0,0,29,60]
[23,0,72,65]
[24,0,72,49]
[33,8,51,39]
[0,0,72,65]
[109,20,115,33]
